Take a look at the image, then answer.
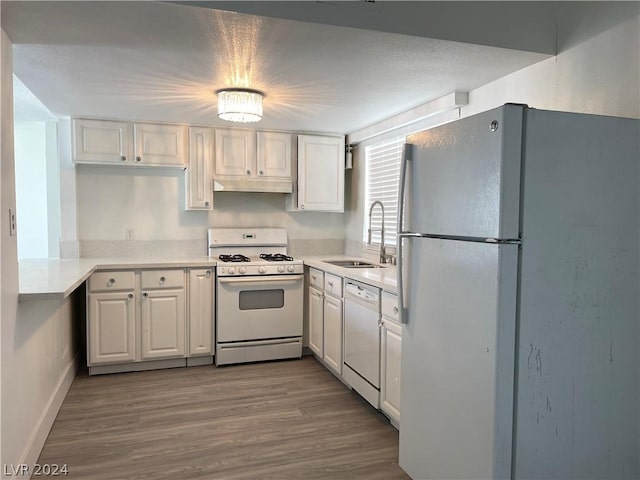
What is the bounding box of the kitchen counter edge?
[18,257,217,301]
[299,255,398,294]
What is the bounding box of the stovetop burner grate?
[218,254,251,263]
[260,253,294,262]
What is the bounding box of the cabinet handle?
[259,170,264,175]
[246,170,251,175]
[206,270,211,278]
[378,320,383,328]
[107,278,116,286]
[204,201,210,207]
[393,306,399,314]
[120,155,127,161]
[127,293,134,300]
[300,204,305,210]
[328,281,333,287]
[159,276,166,284]
[311,275,316,281]
[135,156,142,162]
[142,292,148,298]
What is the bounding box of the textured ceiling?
[2,1,551,134]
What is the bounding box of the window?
[363,137,404,249]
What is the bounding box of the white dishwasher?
[343,280,381,409]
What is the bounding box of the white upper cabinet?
[214,128,256,177]
[73,119,134,164]
[213,129,293,193]
[134,123,187,167]
[290,134,345,212]
[186,127,213,210]
[257,131,292,178]
[73,119,187,168]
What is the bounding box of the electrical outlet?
[125,229,135,241]
[8,208,16,236]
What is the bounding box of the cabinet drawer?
[141,269,185,289]
[89,271,135,292]
[324,273,343,297]
[382,291,400,323]
[308,268,324,289]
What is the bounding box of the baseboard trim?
[17,351,80,479]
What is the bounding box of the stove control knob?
[228,267,235,275]
[238,266,247,274]
[287,265,295,272]
[258,266,267,274]
[277,265,285,273]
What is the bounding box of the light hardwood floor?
[38,357,411,479]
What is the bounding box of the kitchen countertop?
[299,255,398,294]
[20,254,398,302]
[19,257,217,301]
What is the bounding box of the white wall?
[74,166,346,255]
[0,27,18,475]
[15,122,49,259]
[461,12,639,119]
[345,8,640,251]
[1,30,79,479]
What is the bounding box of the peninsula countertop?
[19,257,217,301]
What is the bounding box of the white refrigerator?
[397,104,639,479]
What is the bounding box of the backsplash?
[78,238,344,258]
[79,240,206,258]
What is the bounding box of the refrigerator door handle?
[397,234,407,323]
[397,233,420,324]
[397,143,411,235]
[396,145,412,325]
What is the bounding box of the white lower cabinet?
[87,267,214,374]
[323,293,343,375]
[88,291,136,364]
[380,291,402,426]
[308,285,324,357]
[381,319,402,425]
[188,269,214,356]
[306,268,344,376]
[140,288,186,359]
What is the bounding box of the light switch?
[8,208,16,236]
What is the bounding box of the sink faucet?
[367,200,388,264]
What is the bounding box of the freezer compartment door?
[405,104,523,239]
[399,237,518,480]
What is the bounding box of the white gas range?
[208,228,304,366]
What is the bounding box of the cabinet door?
[257,131,292,178]
[88,291,136,364]
[215,128,256,176]
[188,269,214,356]
[381,318,402,424]
[297,135,345,212]
[73,118,134,164]
[140,288,186,359]
[186,127,213,210]
[134,123,187,167]
[308,286,324,357]
[323,294,343,375]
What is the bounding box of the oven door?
[217,274,304,342]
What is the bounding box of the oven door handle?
[218,274,304,285]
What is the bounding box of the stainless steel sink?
[324,259,385,268]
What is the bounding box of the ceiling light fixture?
[216,88,264,123]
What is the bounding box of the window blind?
[363,137,404,247]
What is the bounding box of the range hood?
[213,177,294,194]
